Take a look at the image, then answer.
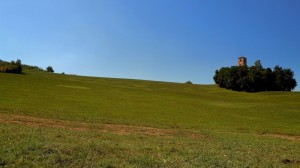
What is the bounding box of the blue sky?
[1,0,300,90]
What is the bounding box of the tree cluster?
[213,60,297,92]
[0,59,22,73]
[0,59,55,74]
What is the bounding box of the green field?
[0,70,299,167]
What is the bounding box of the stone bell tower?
[238,57,247,66]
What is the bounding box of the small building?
[238,57,247,66]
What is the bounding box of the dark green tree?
[16,59,22,73]
[273,66,297,91]
[46,66,54,73]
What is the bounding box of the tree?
[46,66,54,73]
[273,66,297,91]
[16,59,22,73]
[254,60,263,70]
[236,66,249,91]
[16,59,21,65]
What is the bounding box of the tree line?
[0,59,22,73]
[213,60,297,92]
[0,59,54,74]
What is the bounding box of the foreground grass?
[1,123,299,167]
[0,71,300,167]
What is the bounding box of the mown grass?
[0,70,300,167]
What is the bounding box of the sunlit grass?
[0,70,299,167]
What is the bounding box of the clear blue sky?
[1,0,300,90]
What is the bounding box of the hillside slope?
[1,71,300,167]
[0,70,299,135]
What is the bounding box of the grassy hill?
[0,70,299,167]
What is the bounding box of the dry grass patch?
[0,113,204,139]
